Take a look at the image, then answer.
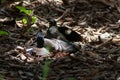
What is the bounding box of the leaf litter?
[0,0,120,80]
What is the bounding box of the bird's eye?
[65,29,72,35]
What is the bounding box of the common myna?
[45,19,83,42]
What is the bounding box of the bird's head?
[48,19,57,27]
[36,30,44,48]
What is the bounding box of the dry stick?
[46,0,64,13]
[112,38,120,44]
[95,38,113,49]
[52,7,65,13]
[69,55,93,69]
[109,47,120,54]
[97,26,107,33]
[101,27,110,33]
[8,63,30,69]
[0,50,16,57]
[25,37,35,47]
[56,8,70,21]
[34,9,48,22]
[115,3,120,13]
[85,51,103,60]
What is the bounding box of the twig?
[56,8,70,21]
[94,38,113,49]
[1,50,16,57]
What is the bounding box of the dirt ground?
[0,0,120,80]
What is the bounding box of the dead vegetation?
[0,0,120,80]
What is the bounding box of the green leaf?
[31,16,37,24]
[22,18,27,25]
[16,6,32,15]
[0,30,9,36]
[27,27,33,32]
[0,74,4,80]
[42,59,51,80]
[24,9,32,15]
[68,77,76,80]
[0,0,5,4]
[16,6,26,12]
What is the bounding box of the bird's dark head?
[36,30,44,48]
[48,19,57,26]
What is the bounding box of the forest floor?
[0,0,120,80]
